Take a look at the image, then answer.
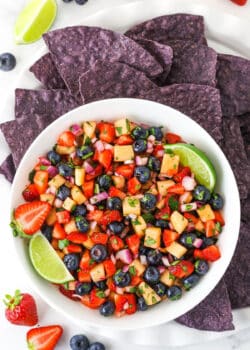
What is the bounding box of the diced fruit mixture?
[11,118,225,317]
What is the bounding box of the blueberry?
[95,281,107,291]
[108,221,124,234]
[88,342,105,350]
[133,139,147,153]
[201,236,217,249]
[183,273,200,290]
[131,126,148,139]
[141,193,157,211]
[167,286,182,300]
[75,282,92,295]
[76,145,93,159]
[58,163,73,177]
[147,156,161,172]
[98,175,112,191]
[47,150,61,165]
[41,225,52,242]
[137,296,148,311]
[63,253,80,270]
[70,334,90,350]
[134,166,151,184]
[146,249,162,266]
[75,216,89,233]
[149,126,163,141]
[195,259,209,276]
[0,53,16,71]
[210,193,224,210]
[90,244,107,262]
[72,204,87,217]
[144,266,160,285]
[139,245,149,256]
[179,232,197,248]
[56,185,70,200]
[193,185,211,202]
[106,196,122,210]
[63,0,73,2]
[99,300,115,317]
[142,213,155,224]
[113,270,131,287]
[75,0,88,5]
[153,282,167,297]
[155,219,169,229]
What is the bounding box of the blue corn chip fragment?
[0,154,15,182]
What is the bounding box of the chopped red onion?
[146,142,154,153]
[162,256,170,267]
[148,135,155,142]
[68,176,75,184]
[91,137,97,144]
[110,253,116,265]
[182,176,196,191]
[157,266,166,274]
[72,294,83,300]
[71,124,83,136]
[139,122,150,128]
[167,253,174,263]
[70,151,76,159]
[90,221,97,231]
[128,213,137,220]
[193,238,203,248]
[104,143,114,150]
[140,255,147,265]
[116,287,124,295]
[180,202,197,212]
[86,203,95,211]
[90,191,109,204]
[106,170,113,176]
[83,161,95,174]
[94,140,104,152]
[133,194,143,199]
[38,157,51,166]
[104,289,110,297]
[186,222,195,232]
[116,249,133,264]
[196,201,205,208]
[169,222,174,230]
[122,265,130,273]
[54,198,63,208]
[135,156,148,166]
[47,166,58,178]
[124,160,134,164]
[47,186,56,195]
[123,302,129,310]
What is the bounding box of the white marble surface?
[1,0,250,349]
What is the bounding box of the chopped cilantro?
[126,119,130,132]
[129,287,137,293]
[145,237,156,246]
[142,213,155,224]
[215,222,222,233]
[129,266,136,276]
[161,213,169,219]
[82,152,94,160]
[96,290,105,298]
[168,196,179,211]
[84,136,91,145]
[40,165,47,170]
[133,217,141,225]
[28,169,36,183]
[152,296,157,304]
[128,198,138,207]
[58,239,69,250]
[116,126,123,135]
[186,236,193,245]
[164,148,174,154]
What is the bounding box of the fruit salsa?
[11,118,225,317]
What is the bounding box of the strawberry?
[58,285,79,301]
[165,132,182,144]
[126,234,140,256]
[80,288,106,309]
[115,164,134,179]
[26,325,63,350]
[115,135,134,145]
[33,170,49,194]
[22,184,40,202]
[4,290,38,326]
[56,210,70,224]
[98,149,113,169]
[13,201,51,235]
[168,260,194,279]
[97,122,115,143]
[57,130,76,147]
[82,180,94,198]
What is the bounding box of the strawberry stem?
[3,290,23,310]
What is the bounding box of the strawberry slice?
[57,130,76,147]
[22,184,40,202]
[98,149,113,169]
[33,171,49,194]
[13,201,51,235]
[26,325,63,350]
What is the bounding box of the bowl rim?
[10,98,241,331]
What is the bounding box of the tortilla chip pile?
[1,14,249,332]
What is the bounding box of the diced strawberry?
[152,144,164,157]
[202,245,221,262]
[81,288,106,309]
[194,249,204,260]
[82,180,94,198]
[167,183,185,195]
[52,222,66,239]
[80,250,91,269]
[114,294,127,313]
[107,277,116,292]
[173,166,191,183]
[67,231,88,244]
[108,186,126,200]
[22,184,40,202]
[64,244,82,254]
[168,260,194,279]
[131,275,142,286]
[13,201,51,235]
[98,122,115,143]
[26,325,63,350]
[125,294,137,315]
[183,212,199,224]
[85,164,103,181]
[127,177,141,195]
[100,210,122,226]
[115,164,135,179]
[155,206,171,220]
[103,259,116,277]
[78,269,91,283]
[109,235,124,251]
[33,170,49,194]
[166,132,182,144]
[58,285,79,301]
[56,210,70,224]
[114,294,136,315]
[86,210,104,223]
[162,229,179,247]
[98,149,113,169]
[126,234,140,256]
[91,232,108,245]
[57,130,76,147]
[115,135,134,145]
[214,211,225,226]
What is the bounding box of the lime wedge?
[29,231,74,284]
[14,0,57,44]
[164,143,216,191]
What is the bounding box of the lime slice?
[14,0,57,44]
[164,143,216,191]
[29,231,74,284]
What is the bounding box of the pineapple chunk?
[123,196,141,216]
[114,118,130,136]
[166,241,187,259]
[90,263,105,283]
[63,197,76,211]
[114,145,134,162]
[83,121,96,138]
[129,259,146,276]
[40,193,55,206]
[46,208,57,226]
[197,204,215,222]
[82,236,94,249]
[75,168,85,186]
[156,198,165,209]
[112,175,125,189]
[55,145,75,155]
[71,185,86,205]
[144,227,161,249]
[48,174,65,189]
[64,219,77,234]
[157,180,175,196]
[131,216,147,237]
[170,211,188,234]
[160,153,179,176]
[138,282,161,305]
[160,269,175,287]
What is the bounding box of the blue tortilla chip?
[0,154,15,182]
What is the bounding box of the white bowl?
[10,98,240,331]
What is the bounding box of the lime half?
[164,143,216,191]
[14,0,57,44]
[29,232,74,284]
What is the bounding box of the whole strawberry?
[4,290,38,326]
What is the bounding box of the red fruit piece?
[56,210,70,224]
[168,260,194,279]
[108,186,126,200]
[67,231,88,244]
[126,234,140,256]
[91,232,108,245]
[58,285,79,301]
[165,132,182,144]
[82,180,94,198]
[98,149,113,170]
[103,259,116,277]
[14,201,51,235]
[173,166,191,183]
[202,245,221,262]
[80,288,106,309]
[86,210,104,223]
[115,164,134,179]
[127,177,141,195]
[57,130,76,147]
[99,210,122,226]
[33,170,49,194]
[230,0,247,5]
[4,290,38,326]
[115,135,134,145]
[109,235,124,251]
[162,229,179,247]
[98,122,115,143]
[52,222,66,239]
[26,325,63,350]
[22,184,40,202]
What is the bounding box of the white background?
[0,0,250,349]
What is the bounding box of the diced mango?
[123,196,141,216]
[40,193,55,206]
[197,204,215,222]
[46,208,57,226]
[144,227,161,249]
[160,153,179,176]
[55,145,75,155]
[114,118,130,136]
[48,174,66,189]
[195,219,205,232]
[131,216,147,237]
[157,180,175,196]
[114,145,134,162]
[90,263,105,283]
[138,282,161,305]
[129,259,146,276]
[160,269,175,287]
[83,121,96,138]
[62,197,76,211]
[71,185,86,205]
[82,236,94,249]
[170,211,188,234]
[166,241,187,259]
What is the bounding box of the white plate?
[0,0,250,347]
